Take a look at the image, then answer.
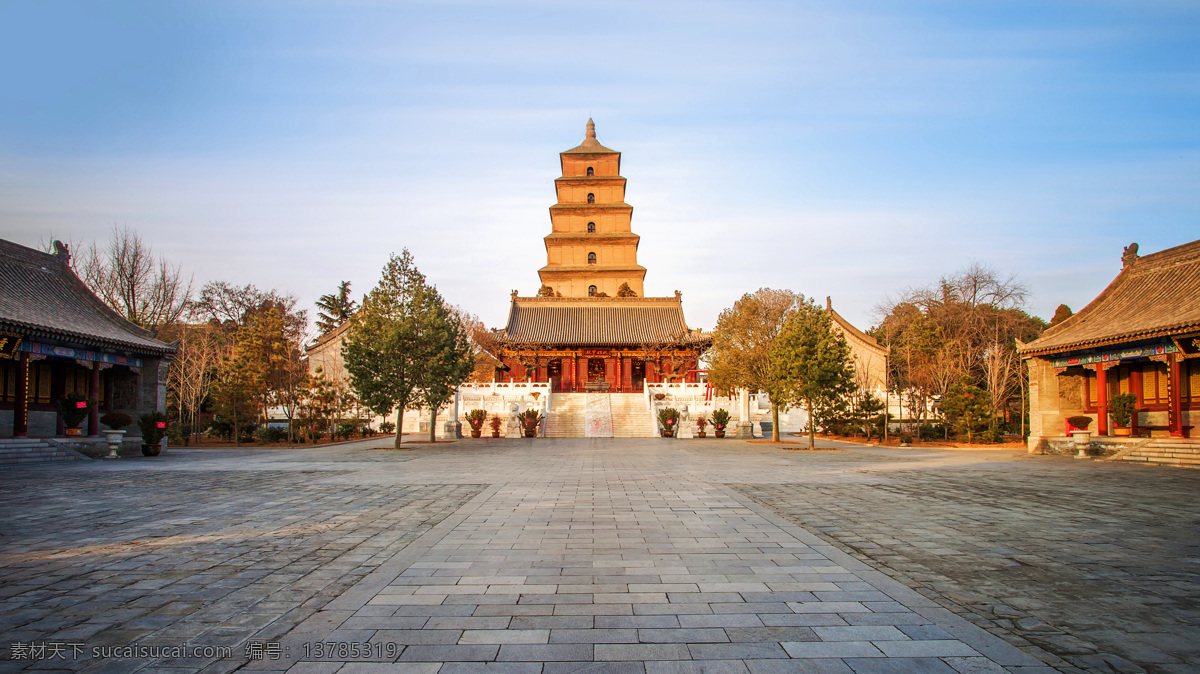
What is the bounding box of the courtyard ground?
[0,437,1196,673]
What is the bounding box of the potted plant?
[519,409,543,438]
[466,409,487,439]
[711,409,730,439]
[99,412,132,459]
[654,393,666,401]
[58,392,89,436]
[139,412,168,456]
[1067,415,1092,457]
[658,407,680,438]
[1109,393,1137,437]
[489,414,503,438]
[695,416,707,438]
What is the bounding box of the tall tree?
[769,300,856,449]
[73,226,193,336]
[416,305,474,442]
[315,280,358,335]
[707,288,804,441]
[343,250,447,448]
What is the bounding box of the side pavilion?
[1019,239,1199,448]
[0,239,175,441]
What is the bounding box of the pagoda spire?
[586,118,596,142]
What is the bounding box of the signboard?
[75,401,88,409]
[581,349,610,357]
[0,332,21,359]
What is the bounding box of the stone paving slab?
[3,437,1194,672]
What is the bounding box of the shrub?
[100,412,133,430]
[711,409,731,431]
[139,412,168,446]
[466,409,488,431]
[337,421,357,440]
[59,392,89,428]
[1110,393,1137,428]
[209,419,234,441]
[255,426,287,444]
[1067,415,1092,431]
[488,415,503,432]
[379,421,396,435]
[239,423,259,444]
[657,407,680,433]
[695,416,707,431]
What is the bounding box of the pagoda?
[494,120,710,393]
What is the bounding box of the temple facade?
[1019,240,1199,448]
[495,121,710,393]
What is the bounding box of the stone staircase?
[545,393,587,438]
[611,393,656,438]
[0,438,91,466]
[1117,438,1200,469]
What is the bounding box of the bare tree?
[73,226,193,336]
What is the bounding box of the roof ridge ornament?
[1122,242,1139,269]
[586,118,596,142]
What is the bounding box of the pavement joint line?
[716,484,1045,669]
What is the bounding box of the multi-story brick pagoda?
[495,120,710,393]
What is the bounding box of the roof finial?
[586,118,596,141]
[826,296,832,311]
[1122,242,1139,268]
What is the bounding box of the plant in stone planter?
[489,414,503,438]
[1109,393,1137,437]
[711,409,730,439]
[99,412,132,459]
[519,409,543,438]
[466,409,487,438]
[58,392,89,436]
[658,407,680,437]
[694,416,707,438]
[139,412,168,456]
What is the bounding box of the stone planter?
[491,431,500,438]
[696,431,706,438]
[1113,427,1131,437]
[654,394,666,401]
[1070,430,1091,458]
[103,430,125,459]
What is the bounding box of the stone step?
[0,441,89,466]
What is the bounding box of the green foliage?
[100,411,132,430]
[1067,415,1092,430]
[343,249,473,448]
[379,421,396,434]
[695,416,707,431]
[657,407,680,433]
[1050,304,1073,326]
[139,412,168,446]
[711,409,731,431]
[1109,392,1137,428]
[255,426,288,444]
[769,300,856,448]
[316,280,357,334]
[336,421,358,440]
[466,409,488,430]
[58,392,89,428]
[939,377,990,443]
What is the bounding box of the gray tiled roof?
[499,296,709,346]
[0,238,175,355]
[1020,238,1200,356]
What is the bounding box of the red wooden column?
[14,353,28,438]
[606,358,617,389]
[1096,363,1110,436]
[1130,367,1143,436]
[621,356,631,392]
[1169,354,1184,437]
[88,361,101,437]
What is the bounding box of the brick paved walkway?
[2,438,1194,673]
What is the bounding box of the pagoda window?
[588,252,597,264]
[587,193,595,204]
[587,222,595,233]
[587,166,594,176]
[589,285,598,296]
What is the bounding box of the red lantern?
[76,401,87,409]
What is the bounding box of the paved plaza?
[1,439,1197,673]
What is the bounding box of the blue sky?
[2,0,1197,333]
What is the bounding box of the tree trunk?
[429,408,437,444]
[772,405,780,442]
[394,408,403,449]
[807,396,815,450]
